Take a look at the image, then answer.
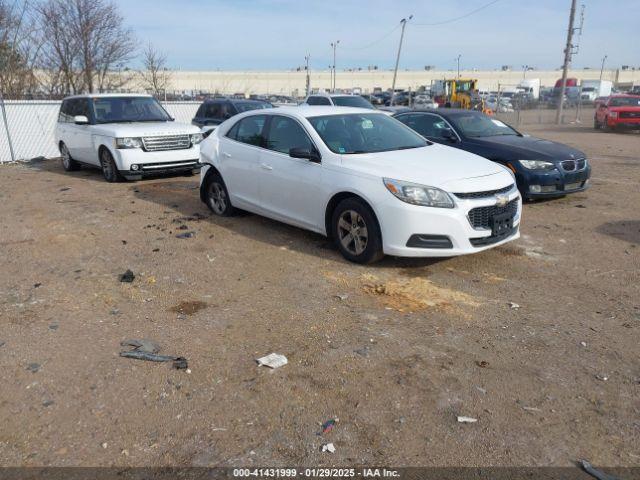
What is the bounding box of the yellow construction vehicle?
[432,78,493,114]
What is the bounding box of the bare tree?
[138,42,171,97]
[0,0,40,97]
[36,0,135,94]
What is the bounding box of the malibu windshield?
[92,96,171,123]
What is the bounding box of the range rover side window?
[76,99,90,119]
[229,115,267,147]
[59,100,73,123]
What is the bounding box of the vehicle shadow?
[596,220,640,245]
[131,178,450,269]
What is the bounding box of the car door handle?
[260,163,273,171]
[222,152,232,158]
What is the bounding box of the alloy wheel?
[61,145,71,169]
[208,182,227,214]
[337,210,368,256]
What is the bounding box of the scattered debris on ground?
[321,443,336,454]
[119,340,188,370]
[509,302,520,309]
[26,363,40,373]
[119,269,135,283]
[475,360,489,368]
[580,460,620,480]
[256,353,288,369]
[175,231,196,239]
[457,416,478,424]
[319,418,338,435]
[335,294,349,301]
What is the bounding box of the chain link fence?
[0,99,201,163]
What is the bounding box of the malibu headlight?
[115,137,142,149]
[383,178,454,208]
[518,160,555,170]
[190,133,204,145]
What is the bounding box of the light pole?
[456,54,462,78]
[599,55,607,81]
[304,53,311,96]
[330,40,340,92]
[522,65,529,79]
[390,15,412,106]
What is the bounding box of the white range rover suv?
[54,94,203,182]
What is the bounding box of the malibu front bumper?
[377,187,522,257]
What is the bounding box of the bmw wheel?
[204,172,235,216]
[332,197,383,264]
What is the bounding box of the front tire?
[60,143,80,172]
[99,149,123,183]
[204,172,235,216]
[332,197,383,264]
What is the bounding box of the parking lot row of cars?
[52,90,622,263]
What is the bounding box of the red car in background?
[594,94,640,131]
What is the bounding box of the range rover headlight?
[190,133,204,145]
[383,178,454,208]
[518,159,555,170]
[115,137,143,149]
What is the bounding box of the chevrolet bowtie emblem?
[495,194,509,207]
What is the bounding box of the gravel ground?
[0,122,638,468]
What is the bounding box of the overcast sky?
[118,0,639,71]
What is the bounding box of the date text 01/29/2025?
[232,468,400,477]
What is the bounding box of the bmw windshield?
[450,114,519,137]
[92,96,172,123]
[308,113,428,154]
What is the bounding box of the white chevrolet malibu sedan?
[199,106,521,263]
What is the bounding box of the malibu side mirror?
[289,147,321,163]
[74,115,89,125]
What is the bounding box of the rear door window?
[228,115,267,147]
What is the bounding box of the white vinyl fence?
[0,100,201,163]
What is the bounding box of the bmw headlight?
[190,133,204,145]
[383,178,454,208]
[115,137,142,149]
[518,160,555,170]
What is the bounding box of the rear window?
[234,101,273,113]
[332,96,376,109]
[306,96,331,106]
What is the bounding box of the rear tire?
[60,143,80,172]
[204,171,235,216]
[99,149,123,183]
[332,197,383,264]
[593,116,600,129]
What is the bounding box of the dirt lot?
[0,122,639,468]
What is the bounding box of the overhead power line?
[411,0,502,26]
[340,23,402,51]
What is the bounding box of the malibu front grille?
[142,135,191,152]
[467,199,519,230]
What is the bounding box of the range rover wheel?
[60,143,80,172]
[332,197,383,264]
[204,172,235,216]
[99,149,122,183]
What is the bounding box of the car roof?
[393,108,479,117]
[204,98,267,104]
[244,105,385,118]
[308,93,360,98]
[62,93,153,100]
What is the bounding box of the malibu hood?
[341,143,512,191]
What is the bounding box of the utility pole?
[456,54,462,79]
[330,41,340,92]
[390,15,412,106]
[599,55,608,81]
[556,0,578,124]
[522,65,529,80]
[304,54,311,96]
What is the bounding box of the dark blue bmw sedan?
[393,109,591,200]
